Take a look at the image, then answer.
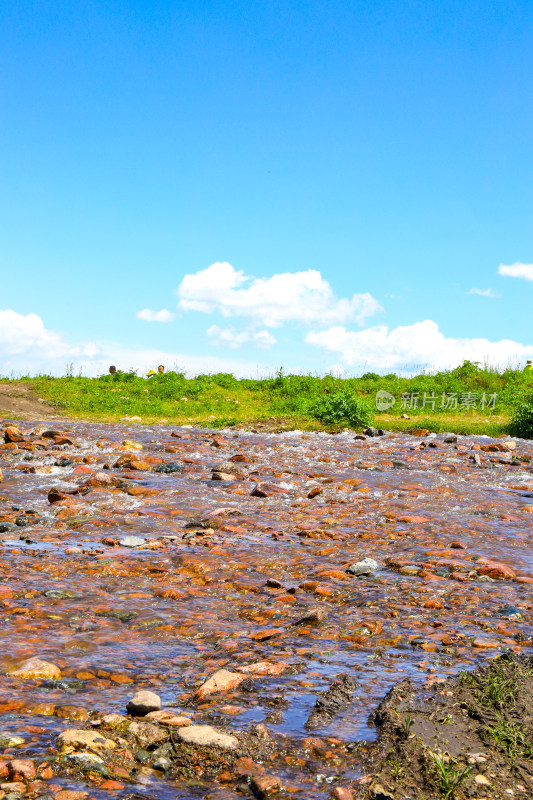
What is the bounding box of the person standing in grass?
[524,360,533,375]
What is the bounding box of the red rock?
[472,638,501,648]
[477,563,516,580]
[331,788,354,800]
[238,661,288,676]
[307,486,323,498]
[250,774,282,798]
[8,760,36,781]
[4,426,25,443]
[98,780,125,791]
[196,669,245,699]
[251,483,289,498]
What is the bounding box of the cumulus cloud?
[467,288,498,298]
[0,310,98,374]
[498,262,533,281]
[206,325,277,349]
[177,262,382,327]
[136,308,175,322]
[0,309,269,378]
[306,320,533,373]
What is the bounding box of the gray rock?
[346,557,380,576]
[178,724,238,750]
[127,721,168,749]
[153,756,172,771]
[119,536,145,548]
[126,689,161,717]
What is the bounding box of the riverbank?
[2,360,531,437]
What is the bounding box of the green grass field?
[3,360,533,437]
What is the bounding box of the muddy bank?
[0,418,532,799]
[0,385,61,421]
[363,653,533,799]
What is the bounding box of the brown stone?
[7,760,36,782]
[196,669,245,699]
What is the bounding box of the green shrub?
[310,392,374,428]
[510,393,533,439]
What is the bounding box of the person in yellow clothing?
[524,360,533,375]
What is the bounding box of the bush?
[510,393,533,439]
[310,392,374,428]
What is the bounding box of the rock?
[477,563,516,580]
[0,468,3,483]
[250,774,282,798]
[143,711,191,726]
[64,752,104,767]
[474,774,490,786]
[153,756,171,771]
[346,558,380,576]
[196,669,245,699]
[7,760,35,782]
[57,729,116,752]
[126,721,168,749]
[122,440,143,450]
[211,471,237,481]
[237,661,288,676]
[305,673,358,730]
[293,608,327,625]
[119,536,146,548]
[370,784,395,800]
[331,789,354,800]
[101,714,126,728]
[0,734,25,747]
[4,427,25,443]
[8,658,61,681]
[251,483,290,498]
[126,690,161,716]
[178,725,238,750]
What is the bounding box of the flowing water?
[1,420,532,798]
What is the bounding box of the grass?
[2,359,533,436]
[429,753,472,800]
[463,655,533,764]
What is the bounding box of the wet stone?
[346,558,380,576]
[126,690,161,717]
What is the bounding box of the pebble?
[178,725,238,750]
[119,536,146,548]
[56,729,116,751]
[346,557,380,576]
[8,658,61,681]
[126,690,161,716]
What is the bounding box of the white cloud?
[498,262,533,281]
[467,288,498,298]
[207,325,277,349]
[306,320,533,373]
[136,308,175,322]
[0,310,98,374]
[0,309,270,378]
[177,262,382,327]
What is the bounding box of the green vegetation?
[464,654,533,764]
[511,395,533,439]
[429,753,472,800]
[3,359,533,435]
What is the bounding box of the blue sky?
[1,0,533,376]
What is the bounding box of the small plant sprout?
[430,752,472,799]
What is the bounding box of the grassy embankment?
[3,360,533,437]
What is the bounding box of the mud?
[364,653,533,799]
[0,417,532,800]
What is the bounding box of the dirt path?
[0,381,62,420]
